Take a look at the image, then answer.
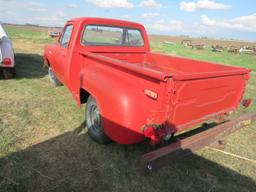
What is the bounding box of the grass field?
[0,25,255,192]
[151,42,256,71]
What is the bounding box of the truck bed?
[83,51,250,132]
[145,53,251,130]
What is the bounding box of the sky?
[0,0,255,41]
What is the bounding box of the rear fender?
[79,66,161,144]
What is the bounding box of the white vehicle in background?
[0,24,15,79]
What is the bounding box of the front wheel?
[48,67,62,86]
[86,96,111,144]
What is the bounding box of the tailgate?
[169,74,249,130]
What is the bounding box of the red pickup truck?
[44,17,251,145]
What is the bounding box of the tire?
[3,68,15,79]
[86,96,111,144]
[48,67,62,86]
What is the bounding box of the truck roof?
[67,17,144,29]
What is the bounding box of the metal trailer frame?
[139,113,256,174]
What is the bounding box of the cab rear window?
[81,25,144,47]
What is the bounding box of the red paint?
[44,17,251,144]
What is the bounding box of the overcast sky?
[0,0,255,41]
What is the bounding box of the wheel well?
[80,88,90,104]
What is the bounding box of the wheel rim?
[89,103,101,132]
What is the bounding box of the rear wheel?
[86,96,111,144]
[48,67,62,86]
[2,68,15,79]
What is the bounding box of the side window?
[124,29,144,46]
[59,25,73,48]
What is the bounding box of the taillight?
[142,124,165,145]
[2,58,12,65]
[242,99,252,108]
